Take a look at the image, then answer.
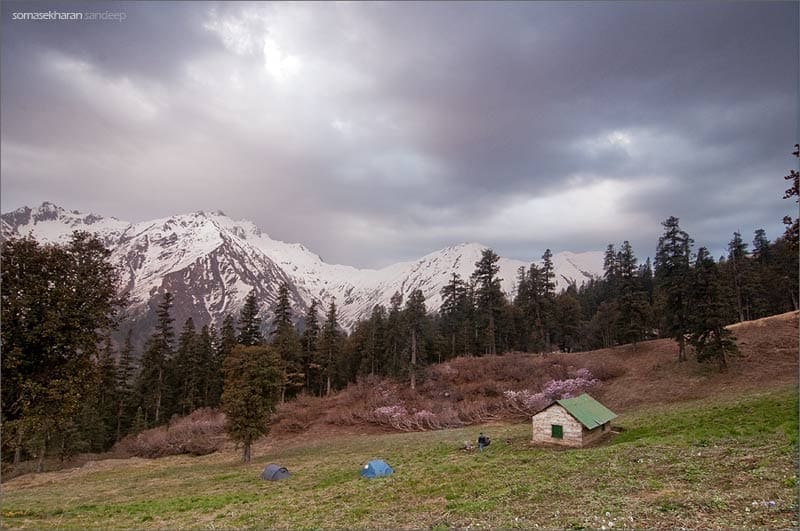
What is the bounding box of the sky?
[1,1,797,268]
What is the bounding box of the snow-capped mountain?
[2,203,604,345]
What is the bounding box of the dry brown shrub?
[582,358,627,381]
[455,398,501,424]
[114,408,225,458]
[273,393,327,433]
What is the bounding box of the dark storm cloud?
[1,1,796,266]
[1,1,219,80]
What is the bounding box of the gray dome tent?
[260,463,290,481]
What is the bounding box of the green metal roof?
[556,393,617,430]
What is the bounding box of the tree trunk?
[306,343,312,392]
[242,438,251,463]
[281,368,287,404]
[678,334,687,362]
[155,365,163,424]
[410,329,417,390]
[716,329,728,372]
[116,402,123,442]
[735,282,743,322]
[488,314,496,356]
[326,347,332,396]
[36,437,47,473]
[13,428,23,466]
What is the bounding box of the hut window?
[551,424,563,438]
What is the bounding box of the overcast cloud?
[1,1,797,267]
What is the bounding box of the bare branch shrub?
[114,408,226,458]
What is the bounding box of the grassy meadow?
[2,386,797,529]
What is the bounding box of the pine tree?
[221,345,283,463]
[748,229,772,318]
[212,315,238,404]
[540,249,556,350]
[603,244,619,288]
[527,263,546,352]
[639,257,655,305]
[80,335,118,452]
[689,248,739,371]
[341,320,368,383]
[196,324,218,407]
[541,249,556,298]
[752,229,770,264]
[238,289,263,346]
[726,232,751,322]
[590,301,619,349]
[386,292,404,375]
[173,317,199,414]
[363,305,387,374]
[272,282,293,330]
[553,291,583,353]
[782,144,799,249]
[768,236,799,311]
[404,290,427,390]
[320,299,342,396]
[471,248,504,355]
[115,329,136,441]
[440,273,468,359]
[137,292,176,426]
[271,283,303,401]
[615,241,650,350]
[302,300,321,393]
[512,267,532,351]
[654,216,694,361]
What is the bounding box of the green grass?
[2,387,797,529]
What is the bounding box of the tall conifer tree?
[238,289,263,346]
[302,300,321,393]
[115,329,136,440]
[654,216,693,361]
[138,291,175,426]
[689,248,739,371]
[471,248,503,355]
[271,283,302,401]
[320,299,342,396]
[404,290,427,390]
[221,345,282,463]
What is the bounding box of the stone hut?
[531,393,617,448]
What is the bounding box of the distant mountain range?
[1,202,604,345]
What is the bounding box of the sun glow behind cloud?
[204,8,302,83]
[263,37,301,82]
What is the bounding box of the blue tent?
[360,459,393,478]
[260,463,290,481]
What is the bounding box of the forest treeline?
[2,147,798,466]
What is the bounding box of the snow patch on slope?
[2,203,605,332]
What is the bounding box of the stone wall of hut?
[531,404,584,447]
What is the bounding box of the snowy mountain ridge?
[2,203,604,340]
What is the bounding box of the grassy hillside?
[267,311,799,438]
[3,386,797,530]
